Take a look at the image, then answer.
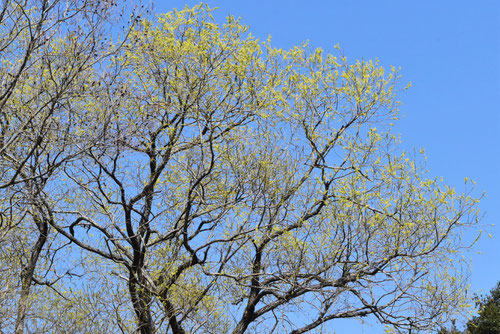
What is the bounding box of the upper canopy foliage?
[0,3,480,334]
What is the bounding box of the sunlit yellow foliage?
[0,3,481,334]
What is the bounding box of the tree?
[436,281,500,334]
[0,1,144,333]
[0,3,481,334]
[466,281,500,334]
[437,320,464,334]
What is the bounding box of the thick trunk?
[231,321,251,334]
[231,304,258,334]
[14,218,47,334]
[128,273,155,334]
[161,297,186,334]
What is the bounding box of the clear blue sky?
[154,1,499,332]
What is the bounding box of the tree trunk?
[15,216,47,334]
[128,273,155,334]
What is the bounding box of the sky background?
[154,1,500,332]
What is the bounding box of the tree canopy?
[438,281,500,334]
[466,281,500,334]
[0,2,481,333]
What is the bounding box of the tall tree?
[0,1,143,332]
[0,3,481,334]
[467,281,500,334]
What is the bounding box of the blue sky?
[154,1,499,331]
